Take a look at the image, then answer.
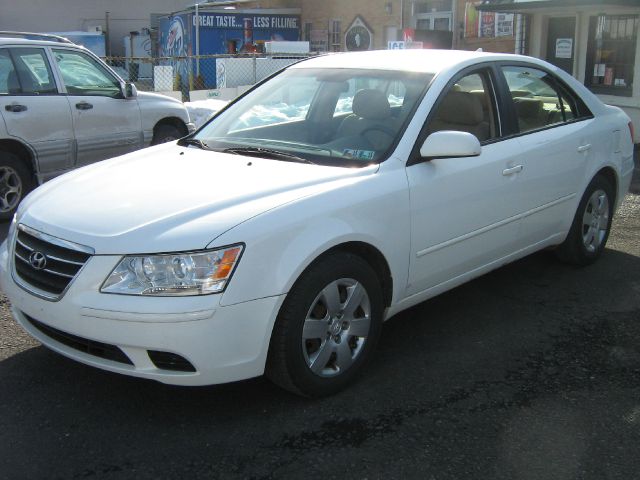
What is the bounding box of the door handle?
[75,102,93,110]
[502,165,523,176]
[4,104,27,113]
[577,144,591,153]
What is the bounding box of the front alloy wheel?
[302,278,372,377]
[267,252,383,397]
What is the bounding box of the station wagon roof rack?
[0,31,73,43]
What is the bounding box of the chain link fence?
[102,53,316,102]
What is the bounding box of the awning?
[477,0,640,12]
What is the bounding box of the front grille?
[23,314,133,366]
[148,350,197,372]
[13,226,92,299]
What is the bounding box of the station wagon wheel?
[0,152,33,221]
[556,174,614,266]
[151,124,184,145]
[267,252,383,397]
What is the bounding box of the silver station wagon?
[0,33,194,219]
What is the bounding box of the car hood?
[18,144,377,254]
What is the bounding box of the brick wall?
[301,0,403,51]
[297,0,517,53]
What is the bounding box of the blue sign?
[159,12,300,89]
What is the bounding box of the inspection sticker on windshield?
[343,149,375,160]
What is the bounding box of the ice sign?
[388,41,405,50]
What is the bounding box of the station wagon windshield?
[192,68,433,167]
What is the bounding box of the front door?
[546,17,576,75]
[51,48,142,167]
[405,69,525,296]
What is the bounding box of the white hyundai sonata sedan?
[0,49,634,397]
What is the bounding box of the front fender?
[137,92,191,139]
[215,164,411,308]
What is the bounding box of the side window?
[501,66,590,134]
[1,48,57,95]
[0,49,16,94]
[427,71,498,142]
[53,49,121,98]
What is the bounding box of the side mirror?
[123,81,137,99]
[419,130,481,160]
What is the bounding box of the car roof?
[291,49,540,75]
[0,36,75,47]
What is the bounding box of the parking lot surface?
[0,166,639,479]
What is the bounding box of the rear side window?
[501,66,591,134]
[0,48,57,95]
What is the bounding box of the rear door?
[51,47,142,166]
[0,46,74,174]
[498,64,594,245]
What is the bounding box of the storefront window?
[585,14,638,97]
[413,0,452,14]
[329,19,342,51]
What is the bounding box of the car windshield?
[193,68,433,167]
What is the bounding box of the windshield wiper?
[177,138,210,150]
[223,147,315,164]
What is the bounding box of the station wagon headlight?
[101,245,243,296]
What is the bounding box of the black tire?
[555,174,615,266]
[151,124,184,145]
[0,152,33,221]
[266,252,383,397]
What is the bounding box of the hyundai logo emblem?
[28,251,47,270]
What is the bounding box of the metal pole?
[105,11,111,57]
[253,55,257,84]
[195,3,200,76]
[515,14,523,54]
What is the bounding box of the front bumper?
[0,239,284,386]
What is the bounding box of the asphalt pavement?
[0,162,639,479]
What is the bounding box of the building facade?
[299,0,516,53]
[0,0,196,55]
[479,0,640,142]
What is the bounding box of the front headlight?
[101,244,243,296]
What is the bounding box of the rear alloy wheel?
[556,174,614,265]
[267,252,383,397]
[0,152,33,221]
[581,188,610,254]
